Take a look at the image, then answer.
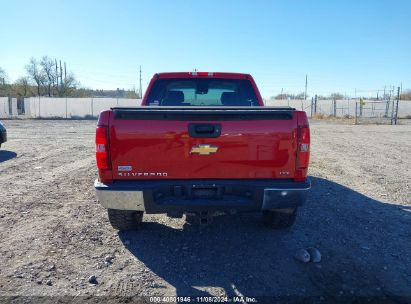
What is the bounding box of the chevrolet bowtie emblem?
[190,144,219,155]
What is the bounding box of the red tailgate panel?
[109,119,297,180]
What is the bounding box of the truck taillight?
[295,125,310,182]
[297,126,310,168]
[96,126,111,170]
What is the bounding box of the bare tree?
[273,93,287,100]
[0,67,7,85]
[40,56,56,96]
[25,57,45,96]
[0,67,10,96]
[330,93,345,100]
[400,90,411,100]
[61,72,79,96]
[14,77,32,97]
[295,92,306,100]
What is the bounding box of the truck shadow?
[119,176,411,299]
[0,150,17,163]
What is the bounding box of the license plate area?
[191,185,220,199]
[151,183,256,204]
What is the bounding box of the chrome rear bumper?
[94,178,310,212]
[94,180,145,211]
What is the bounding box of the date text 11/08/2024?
[149,296,257,303]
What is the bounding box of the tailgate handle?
[196,125,214,133]
[188,123,221,138]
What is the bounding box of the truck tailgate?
[108,107,297,180]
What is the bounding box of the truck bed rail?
[112,106,295,121]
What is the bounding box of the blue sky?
[0,0,410,98]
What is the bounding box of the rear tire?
[262,208,297,229]
[107,209,143,231]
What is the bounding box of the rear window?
[146,78,259,106]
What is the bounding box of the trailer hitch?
[199,211,213,226]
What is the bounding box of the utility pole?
[304,74,308,100]
[281,88,283,100]
[139,65,142,98]
[64,62,67,84]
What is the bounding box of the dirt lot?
[0,120,410,302]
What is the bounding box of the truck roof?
[155,72,252,80]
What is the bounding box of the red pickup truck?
[94,72,310,230]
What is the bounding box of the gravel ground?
[0,120,410,302]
